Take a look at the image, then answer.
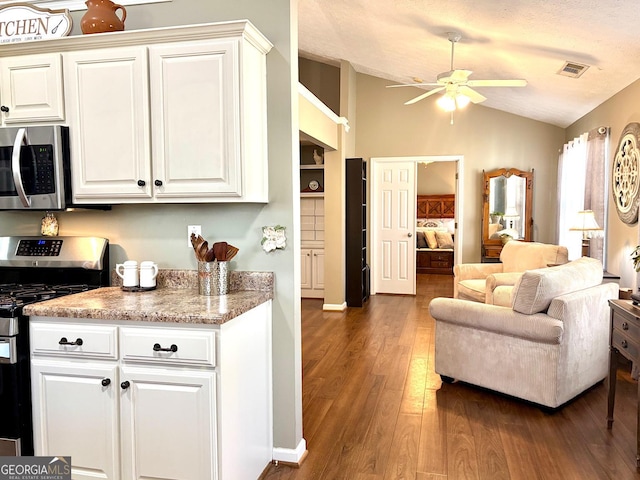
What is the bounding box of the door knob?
[408,232,413,237]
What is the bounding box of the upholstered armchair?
[430,257,618,409]
[455,240,569,306]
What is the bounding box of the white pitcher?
[139,261,158,288]
[116,260,138,287]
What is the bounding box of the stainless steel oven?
[0,236,110,455]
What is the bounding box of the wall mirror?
[481,168,534,261]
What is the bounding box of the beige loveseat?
[455,240,569,306]
[430,257,617,409]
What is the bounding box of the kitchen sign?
[0,3,72,43]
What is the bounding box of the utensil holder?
[198,261,228,295]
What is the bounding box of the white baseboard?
[322,302,347,311]
[272,438,307,465]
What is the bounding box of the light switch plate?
[187,225,201,247]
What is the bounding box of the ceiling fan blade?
[458,86,487,104]
[466,79,527,87]
[386,82,441,88]
[404,87,445,105]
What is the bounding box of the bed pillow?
[424,230,438,249]
[416,231,427,248]
[435,231,454,249]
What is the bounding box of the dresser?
[607,299,640,467]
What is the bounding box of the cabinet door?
[149,40,241,200]
[0,54,64,123]
[64,47,152,202]
[301,248,313,290]
[31,360,119,480]
[120,366,216,480]
[312,249,325,290]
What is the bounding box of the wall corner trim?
[272,438,308,465]
[322,302,347,312]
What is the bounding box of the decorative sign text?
[0,3,72,43]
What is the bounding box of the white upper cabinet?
[64,46,153,201]
[0,53,65,124]
[148,39,242,199]
[0,21,272,204]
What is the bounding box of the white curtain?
[557,133,588,260]
[556,127,609,262]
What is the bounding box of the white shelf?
[300,164,325,170]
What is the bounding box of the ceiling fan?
[388,32,527,110]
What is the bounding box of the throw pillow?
[416,231,427,248]
[435,231,454,249]
[424,230,438,249]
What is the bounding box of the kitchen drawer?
[30,323,118,360]
[120,326,216,367]
[612,329,640,363]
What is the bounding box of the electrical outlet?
[187,225,201,247]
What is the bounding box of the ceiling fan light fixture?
[437,94,456,112]
[455,94,470,109]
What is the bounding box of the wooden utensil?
[204,247,216,262]
[213,242,228,261]
[226,244,239,261]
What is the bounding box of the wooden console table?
[607,299,640,467]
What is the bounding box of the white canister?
[116,260,139,287]
[139,261,158,288]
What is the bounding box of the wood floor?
[262,274,640,480]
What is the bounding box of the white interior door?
[372,160,416,294]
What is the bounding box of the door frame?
[370,155,464,295]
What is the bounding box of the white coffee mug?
[139,261,158,288]
[116,260,139,287]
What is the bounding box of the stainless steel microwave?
[0,125,72,210]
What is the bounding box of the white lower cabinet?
[30,301,272,480]
[301,248,324,298]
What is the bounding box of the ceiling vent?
[557,61,589,78]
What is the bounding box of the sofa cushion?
[512,257,603,315]
[500,240,569,273]
[457,279,487,303]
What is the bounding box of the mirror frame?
[482,168,534,254]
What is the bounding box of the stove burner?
[0,283,91,311]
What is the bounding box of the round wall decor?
[612,122,640,224]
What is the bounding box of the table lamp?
[569,210,603,257]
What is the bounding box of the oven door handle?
[11,127,31,208]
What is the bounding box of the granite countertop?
[23,270,274,325]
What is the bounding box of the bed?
[416,194,455,275]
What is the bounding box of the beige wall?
[418,161,456,195]
[0,1,302,451]
[355,73,565,263]
[566,78,640,288]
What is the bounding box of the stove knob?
[101,378,111,387]
[121,380,130,390]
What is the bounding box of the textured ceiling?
[298,0,640,128]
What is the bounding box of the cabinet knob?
[101,378,111,387]
[137,180,146,187]
[153,343,178,353]
[59,337,83,346]
[121,381,130,390]
[0,106,8,113]
[622,322,629,330]
[154,180,163,187]
[622,339,628,349]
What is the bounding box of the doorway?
[370,155,463,295]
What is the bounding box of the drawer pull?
[153,343,178,353]
[101,378,111,387]
[121,381,130,390]
[622,339,629,348]
[59,337,83,346]
[623,322,630,330]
